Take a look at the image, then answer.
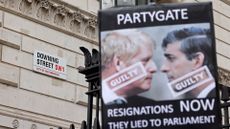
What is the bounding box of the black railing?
[59,47,230,129]
[78,47,100,129]
[58,47,100,129]
[220,84,230,129]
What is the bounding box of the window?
[101,0,156,9]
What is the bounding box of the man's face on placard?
[116,43,157,96]
[161,42,196,82]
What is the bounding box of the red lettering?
[55,65,65,72]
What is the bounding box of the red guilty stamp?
[168,66,214,97]
[103,62,147,91]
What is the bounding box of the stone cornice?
[0,0,98,44]
[218,68,230,87]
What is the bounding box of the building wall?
[212,0,230,86]
[0,0,99,129]
[0,0,229,129]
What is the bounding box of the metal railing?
[220,84,230,129]
[59,47,230,129]
[58,47,100,129]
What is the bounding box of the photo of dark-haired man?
[161,27,216,98]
